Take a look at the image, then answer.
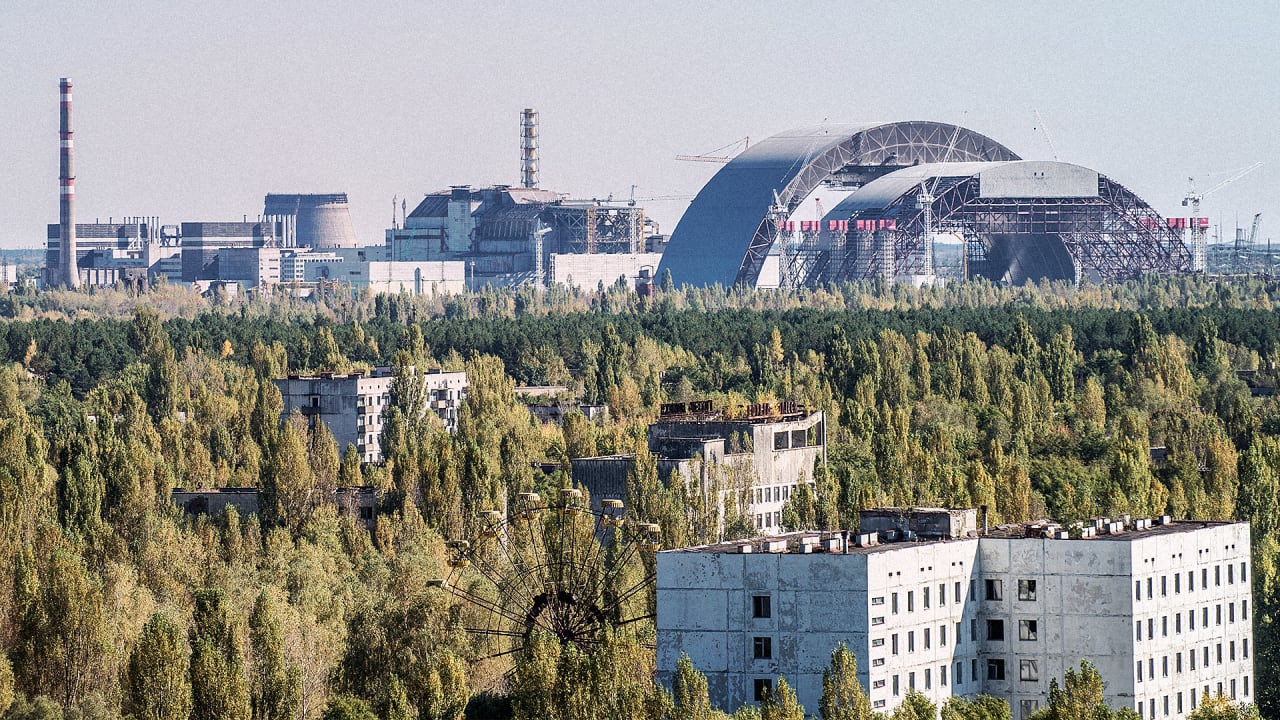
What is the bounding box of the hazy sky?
[2,1,1277,249]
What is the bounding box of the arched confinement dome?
[657,121,1021,287]
[817,160,1191,284]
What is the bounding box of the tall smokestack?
[520,108,539,189]
[59,77,80,289]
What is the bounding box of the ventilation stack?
[520,108,539,189]
[58,77,80,289]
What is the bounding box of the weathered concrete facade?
[572,411,826,530]
[274,367,467,463]
[657,513,1253,719]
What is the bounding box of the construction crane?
[675,136,750,163]
[621,185,693,206]
[1183,162,1263,271]
[1033,109,1060,161]
[1249,212,1262,247]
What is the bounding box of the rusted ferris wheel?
[436,489,662,661]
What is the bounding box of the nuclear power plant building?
[385,184,662,289]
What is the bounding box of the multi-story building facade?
[572,403,826,531]
[656,509,1253,719]
[274,367,467,463]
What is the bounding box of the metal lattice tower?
[521,108,539,189]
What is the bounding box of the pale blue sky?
[1,0,1276,248]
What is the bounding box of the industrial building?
[659,122,1196,288]
[656,509,1254,718]
[273,366,467,464]
[385,184,660,289]
[383,108,663,290]
[571,402,825,531]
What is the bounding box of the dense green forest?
[0,276,1276,719]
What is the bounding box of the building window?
[1175,573,1182,593]
[1190,609,1196,630]
[1147,577,1153,599]
[955,581,962,604]
[924,628,931,649]
[1244,638,1249,659]
[892,634,899,655]
[871,616,885,626]
[941,664,947,686]
[1189,570,1195,591]
[1161,575,1167,596]
[972,658,978,681]
[872,658,885,667]
[753,637,772,659]
[872,679,885,689]
[908,591,915,612]
[956,661,963,685]
[1148,618,1154,639]
[924,587,931,608]
[1191,650,1197,671]
[1229,603,1236,623]
[1230,641,1236,661]
[940,583,946,605]
[1137,660,1143,682]
[1177,693,1183,714]
[1228,564,1235,584]
[1162,616,1168,637]
[752,595,771,618]
[1176,614,1182,634]
[754,679,772,702]
[1203,607,1209,627]
[987,619,1005,641]
[1019,659,1039,682]
[1217,604,1222,625]
[1177,653,1183,673]
[1019,619,1038,641]
[940,625,947,646]
[908,672,916,689]
[892,592,899,614]
[1216,565,1221,586]
[1243,600,1249,620]
[1241,561,1248,583]
[1021,700,1040,720]
[872,638,885,647]
[893,675,900,696]
[987,659,1005,681]
[1135,580,1142,601]
[872,596,885,606]
[1203,568,1209,588]
[986,579,1003,600]
[1018,579,1037,601]
[1162,656,1168,677]
[908,631,915,652]
[874,700,886,709]
[1136,620,1142,641]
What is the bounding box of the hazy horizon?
[2,1,1276,250]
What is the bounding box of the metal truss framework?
[735,122,1021,285]
[785,175,1192,286]
[547,205,646,255]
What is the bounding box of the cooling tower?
[263,193,360,248]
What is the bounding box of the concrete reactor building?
[657,508,1254,719]
[385,108,663,290]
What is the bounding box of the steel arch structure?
[806,160,1192,285]
[658,121,1021,287]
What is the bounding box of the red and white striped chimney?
[59,77,80,289]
